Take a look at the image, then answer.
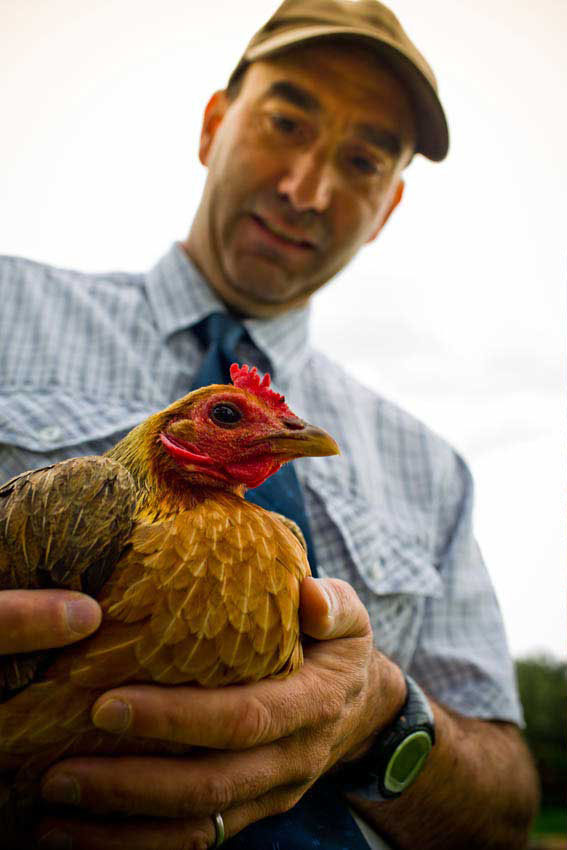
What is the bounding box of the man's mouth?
[250,214,316,250]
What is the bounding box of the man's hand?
[0,589,102,653]
[37,577,406,849]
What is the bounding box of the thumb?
[300,577,371,641]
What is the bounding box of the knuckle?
[316,688,343,726]
[298,745,326,785]
[181,830,211,850]
[328,577,353,596]
[163,704,186,743]
[328,579,372,634]
[159,695,197,745]
[272,796,296,816]
[346,672,366,702]
[224,695,272,748]
[327,577,356,610]
[303,753,324,785]
[104,784,137,816]
[317,640,370,697]
[297,761,319,786]
[278,736,325,786]
[187,772,233,814]
[271,784,308,816]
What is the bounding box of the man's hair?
[226,66,247,102]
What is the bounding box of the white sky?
[1,0,565,659]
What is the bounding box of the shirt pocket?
[304,470,443,667]
[305,469,443,600]
[0,390,158,474]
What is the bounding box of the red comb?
[230,363,293,415]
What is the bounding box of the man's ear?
[366,178,405,244]
[199,90,229,166]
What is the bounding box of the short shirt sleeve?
[408,450,523,724]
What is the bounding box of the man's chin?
[219,263,314,317]
[225,286,309,319]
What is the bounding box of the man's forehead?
[243,43,416,149]
[247,42,414,112]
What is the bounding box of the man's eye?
[210,403,243,427]
[270,114,298,135]
[350,155,379,175]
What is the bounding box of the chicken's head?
[111,365,339,496]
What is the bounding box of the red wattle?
[160,432,213,464]
[224,458,282,489]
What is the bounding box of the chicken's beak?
[258,420,340,460]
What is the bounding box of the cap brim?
[243,25,449,161]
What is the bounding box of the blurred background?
[1,0,565,840]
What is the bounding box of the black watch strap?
[338,673,435,802]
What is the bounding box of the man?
[0,1,539,848]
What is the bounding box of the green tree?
[515,655,566,808]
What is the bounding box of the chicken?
[0,363,339,829]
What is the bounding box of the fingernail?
[92,698,131,733]
[39,829,73,849]
[42,773,80,806]
[65,598,101,637]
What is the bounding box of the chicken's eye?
[210,403,243,427]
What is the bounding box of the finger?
[0,589,101,653]
[300,577,371,640]
[40,744,306,818]
[38,786,308,850]
[90,582,372,749]
[90,654,345,748]
[37,812,215,850]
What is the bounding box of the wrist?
[342,652,407,764]
[336,673,435,802]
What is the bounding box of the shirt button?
[38,425,63,443]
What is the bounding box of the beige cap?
[228,0,449,161]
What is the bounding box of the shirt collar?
[245,307,311,388]
[145,242,222,336]
[145,242,312,385]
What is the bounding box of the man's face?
[187,42,416,317]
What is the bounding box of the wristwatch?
[339,673,435,802]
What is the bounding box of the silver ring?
[213,811,225,847]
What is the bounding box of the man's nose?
[277,150,334,214]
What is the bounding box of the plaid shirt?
[0,242,522,724]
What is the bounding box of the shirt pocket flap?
[306,471,443,599]
[0,390,157,452]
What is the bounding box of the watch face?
[384,731,433,795]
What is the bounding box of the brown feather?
[0,458,136,700]
[0,488,309,749]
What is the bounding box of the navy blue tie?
[191,312,370,850]
[191,312,320,576]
